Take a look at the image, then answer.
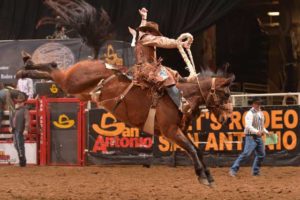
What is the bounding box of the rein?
[196,77,217,108]
[89,74,116,100]
[91,74,134,113]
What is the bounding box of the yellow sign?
[50,84,58,94]
[53,114,75,129]
[92,112,126,137]
[102,44,123,65]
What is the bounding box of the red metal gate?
[39,97,85,166]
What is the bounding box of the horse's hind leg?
[162,126,210,186]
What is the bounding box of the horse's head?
[194,73,235,125]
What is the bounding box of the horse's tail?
[41,0,113,59]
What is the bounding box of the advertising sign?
[0,142,37,164]
[0,39,134,84]
[87,109,153,164]
[154,106,300,166]
[87,106,300,166]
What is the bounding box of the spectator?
[17,77,34,99]
[0,82,15,130]
[11,91,29,167]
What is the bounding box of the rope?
[176,33,196,77]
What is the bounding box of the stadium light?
[267,12,280,16]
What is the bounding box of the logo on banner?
[53,114,75,129]
[32,42,75,69]
[0,150,10,162]
[101,44,123,65]
[91,111,152,152]
[92,112,125,136]
[50,84,58,94]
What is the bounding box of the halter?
[196,76,222,109]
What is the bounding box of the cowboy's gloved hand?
[179,41,191,49]
[139,8,148,19]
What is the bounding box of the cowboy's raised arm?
[140,34,178,49]
[139,8,148,27]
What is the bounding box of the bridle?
[196,76,231,111]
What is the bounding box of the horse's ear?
[21,51,32,64]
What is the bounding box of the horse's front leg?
[162,126,210,186]
[194,142,214,184]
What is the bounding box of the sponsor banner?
[154,106,300,166]
[0,39,134,84]
[100,41,135,67]
[87,106,300,166]
[35,82,65,97]
[87,109,153,164]
[0,142,37,164]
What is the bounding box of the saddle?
[105,61,180,92]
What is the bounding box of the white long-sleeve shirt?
[17,78,34,99]
[244,107,269,135]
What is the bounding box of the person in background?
[17,77,34,99]
[229,97,269,177]
[0,82,15,130]
[11,91,30,167]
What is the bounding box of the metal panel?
[48,102,79,165]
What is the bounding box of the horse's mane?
[38,0,113,59]
[197,69,230,78]
[185,68,235,85]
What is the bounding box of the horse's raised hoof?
[198,176,210,186]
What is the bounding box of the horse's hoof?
[209,181,217,188]
[198,177,210,186]
[142,164,151,168]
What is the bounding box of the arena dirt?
[0,165,299,200]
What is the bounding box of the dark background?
[0,0,241,77]
[1,0,296,91]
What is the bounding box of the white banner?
[0,142,37,164]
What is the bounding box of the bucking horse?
[16,0,234,186]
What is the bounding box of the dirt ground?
[0,165,299,200]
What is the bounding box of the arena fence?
[0,99,39,165]
[1,93,300,167]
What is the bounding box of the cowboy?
[10,91,30,167]
[131,8,190,112]
[229,97,269,177]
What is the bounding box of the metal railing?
[231,92,300,107]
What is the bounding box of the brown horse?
[17,56,234,186]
